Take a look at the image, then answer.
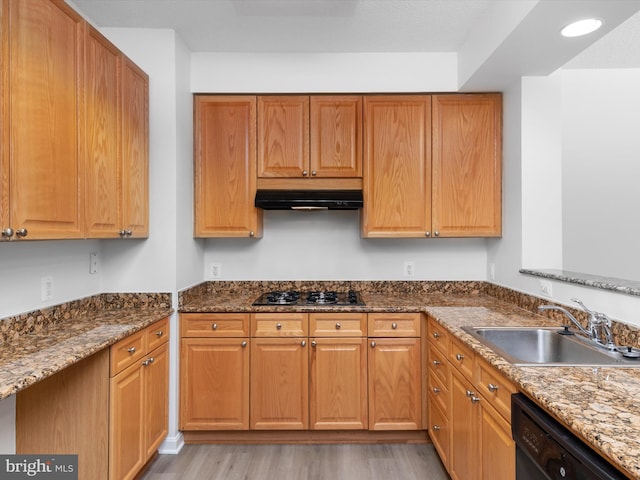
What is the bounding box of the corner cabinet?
[193,95,262,238]
[362,94,502,238]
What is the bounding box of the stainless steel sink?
[460,326,640,367]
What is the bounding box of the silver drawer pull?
[455,353,464,361]
[241,341,247,348]
[155,330,164,337]
[471,396,481,404]
[335,323,341,330]
[311,340,317,347]
[433,332,441,339]
[127,347,136,354]
[488,383,499,393]
[301,340,306,347]
[391,322,398,329]
[370,341,376,348]
[432,387,441,394]
[466,390,475,398]
[433,425,441,432]
[432,360,442,366]
[212,323,218,330]
[276,323,282,330]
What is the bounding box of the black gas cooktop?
[252,290,364,307]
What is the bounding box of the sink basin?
[460,326,640,367]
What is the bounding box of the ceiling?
[70,0,640,88]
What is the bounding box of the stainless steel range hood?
[255,189,363,210]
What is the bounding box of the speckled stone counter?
[0,293,173,400]
[180,281,640,479]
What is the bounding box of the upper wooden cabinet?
[362,95,432,238]
[193,95,262,238]
[257,95,362,182]
[1,0,149,241]
[362,93,502,238]
[432,94,502,237]
[4,0,84,240]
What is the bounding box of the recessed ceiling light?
[561,18,603,38]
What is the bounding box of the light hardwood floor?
[140,444,450,480]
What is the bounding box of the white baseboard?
[158,431,184,455]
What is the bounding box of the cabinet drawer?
[449,336,475,381]
[428,370,449,416]
[181,313,249,337]
[428,344,449,387]
[146,317,169,351]
[310,312,366,337]
[110,329,146,376]
[428,399,450,468]
[252,313,308,337]
[476,358,517,421]
[427,316,449,355]
[368,313,420,337]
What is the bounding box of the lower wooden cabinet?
[16,317,169,480]
[109,318,170,480]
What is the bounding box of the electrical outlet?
[489,263,496,281]
[540,280,553,298]
[403,261,415,277]
[41,276,54,301]
[89,252,99,274]
[210,263,222,278]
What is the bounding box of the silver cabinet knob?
[391,322,398,330]
[455,353,464,361]
[249,231,255,237]
[142,359,151,366]
[15,228,28,238]
[119,229,132,237]
[155,330,164,337]
[311,170,317,176]
[433,332,441,339]
[276,323,282,330]
[488,383,499,393]
[302,170,309,176]
[432,387,441,394]
[311,340,317,347]
[465,390,475,398]
[1,228,14,238]
[432,425,441,432]
[370,341,376,348]
[425,231,431,237]
[127,347,136,354]
[301,340,306,347]
[471,396,481,404]
[434,231,440,237]
[241,341,247,347]
[212,323,218,330]
[335,323,341,330]
[432,360,442,366]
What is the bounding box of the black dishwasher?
[511,393,626,480]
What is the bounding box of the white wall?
[561,68,640,280]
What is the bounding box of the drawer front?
[310,312,366,337]
[252,313,308,337]
[368,313,420,337]
[146,317,170,351]
[427,316,449,355]
[449,336,475,381]
[476,358,517,421]
[110,329,146,376]
[181,313,249,337]
[428,343,449,386]
[428,369,449,416]
[428,399,450,468]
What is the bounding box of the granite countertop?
[0,294,173,400]
[180,282,640,479]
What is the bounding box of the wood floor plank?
[139,443,449,480]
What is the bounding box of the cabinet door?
[310,95,362,178]
[180,338,250,430]
[194,95,262,238]
[368,337,421,430]
[9,0,84,239]
[0,0,8,235]
[83,24,121,237]
[450,368,480,480]
[250,337,309,430]
[480,400,515,480]
[362,95,432,237]
[120,55,148,237]
[144,342,169,458]
[258,96,309,177]
[109,362,144,480]
[309,337,368,430]
[432,94,502,237]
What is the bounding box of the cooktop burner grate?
[252,289,364,307]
